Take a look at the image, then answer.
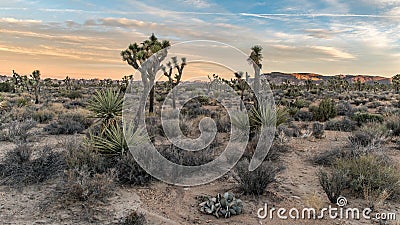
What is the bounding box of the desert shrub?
[352,112,384,126]
[44,117,86,135]
[312,122,324,139]
[64,100,86,109]
[6,119,36,144]
[15,97,29,107]
[181,100,210,118]
[32,109,54,123]
[244,135,289,161]
[293,109,313,121]
[117,210,146,225]
[312,148,349,166]
[0,82,12,92]
[277,123,301,137]
[337,102,353,116]
[293,99,310,109]
[348,123,389,149]
[63,138,108,174]
[310,99,337,122]
[63,91,83,99]
[386,115,400,136]
[325,117,357,132]
[8,106,33,121]
[160,144,214,166]
[0,145,66,186]
[366,101,382,109]
[44,110,92,135]
[61,168,115,202]
[336,155,400,198]
[234,159,282,195]
[317,169,347,203]
[113,153,152,186]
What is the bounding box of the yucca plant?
[87,89,123,126]
[250,102,288,128]
[231,111,250,131]
[87,122,144,156]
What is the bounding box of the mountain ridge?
[262,72,393,84]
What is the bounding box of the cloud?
[182,0,212,8]
[0,17,41,24]
[311,46,355,59]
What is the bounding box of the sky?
[0,0,399,79]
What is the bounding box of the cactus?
[199,192,243,218]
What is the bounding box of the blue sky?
[0,0,399,78]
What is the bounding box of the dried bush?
[317,169,347,203]
[32,109,54,123]
[160,144,214,166]
[324,117,357,132]
[337,101,353,116]
[234,159,282,195]
[44,117,86,135]
[113,153,152,186]
[293,109,313,122]
[44,110,92,135]
[117,210,146,225]
[312,148,349,166]
[348,123,389,149]
[386,115,400,136]
[61,168,116,202]
[0,145,66,186]
[63,138,107,174]
[6,119,36,144]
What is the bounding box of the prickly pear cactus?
[199,192,243,218]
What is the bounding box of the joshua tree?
[162,56,186,109]
[64,76,72,90]
[121,34,170,117]
[30,70,41,104]
[12,70,22,93]
[305,79,313,91]
[234,71,247,111]
[393,74,400,93]
[248,45,263,99]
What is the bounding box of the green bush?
[310,99,337,122]
[336,155,400,198]
[352,112,384,126]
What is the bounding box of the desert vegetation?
[0,34,399,224]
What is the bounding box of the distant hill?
[263,72,392,85]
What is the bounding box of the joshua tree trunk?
[149,85,155,113]
[35,87,39,104]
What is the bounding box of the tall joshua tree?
[30,70,41,104]
[248,45,263,104]
[121,34,170,119]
